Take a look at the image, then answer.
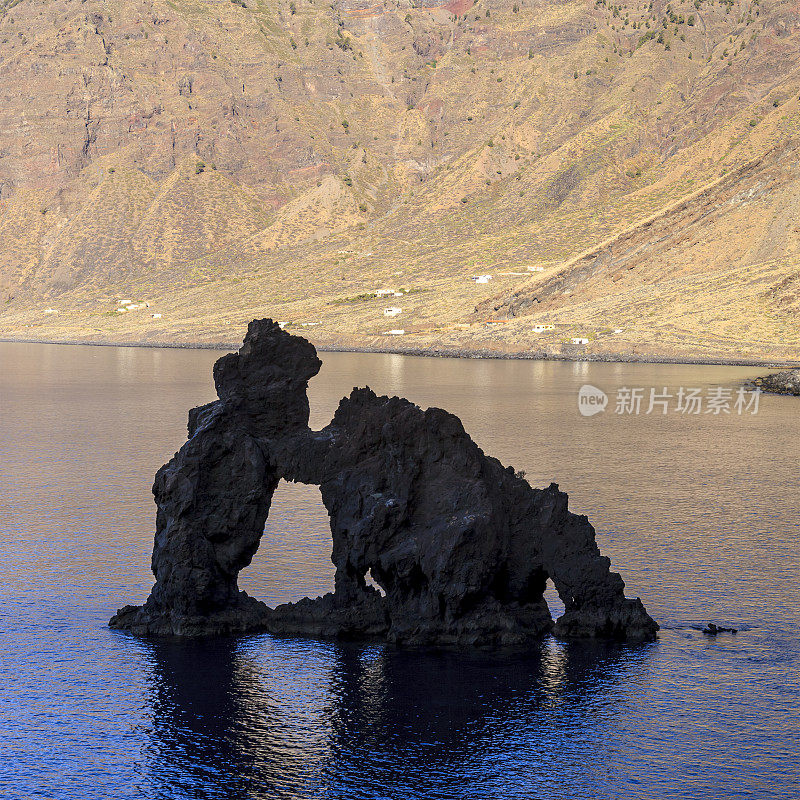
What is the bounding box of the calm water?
[1,342,798,799]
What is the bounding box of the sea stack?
[111,319,658,645]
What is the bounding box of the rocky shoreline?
[747,368,800,396]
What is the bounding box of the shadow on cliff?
[134,634,656,798]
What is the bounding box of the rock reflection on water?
[138,635,652,799]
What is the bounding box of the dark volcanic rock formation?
[747,368,800,396]
[111,319,658,645]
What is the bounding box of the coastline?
[1,335,798,369]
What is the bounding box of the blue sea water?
[0,342,798,799]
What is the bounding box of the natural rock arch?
[111,319,658,645]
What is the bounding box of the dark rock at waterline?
[702,623,738,635]
[746,368,800,396]
[110,319,658,645]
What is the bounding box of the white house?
[473,275,493,284]
[151,313,162,319]
[385,329,405,335]
[571,337,590,345]
[43,308,59,315]
[117,298,132,306]
[375,288,397,297]
[613,328,624,334]
[533,324,555,332]
[383,307,402,317]
[527,266,545,272]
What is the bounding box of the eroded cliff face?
[110,318,658,645]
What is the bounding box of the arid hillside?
[1,0,799,361]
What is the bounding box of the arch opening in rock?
[110,319,658,646]
[238,480,336,607]
[543,578,565,622]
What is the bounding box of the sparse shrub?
[358,203,367,212]
[195,161,206,174]
[638,30,655,46]
[334,29,351,51]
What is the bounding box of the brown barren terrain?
[1,0,799,362]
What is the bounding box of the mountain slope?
[0,0,798,361]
